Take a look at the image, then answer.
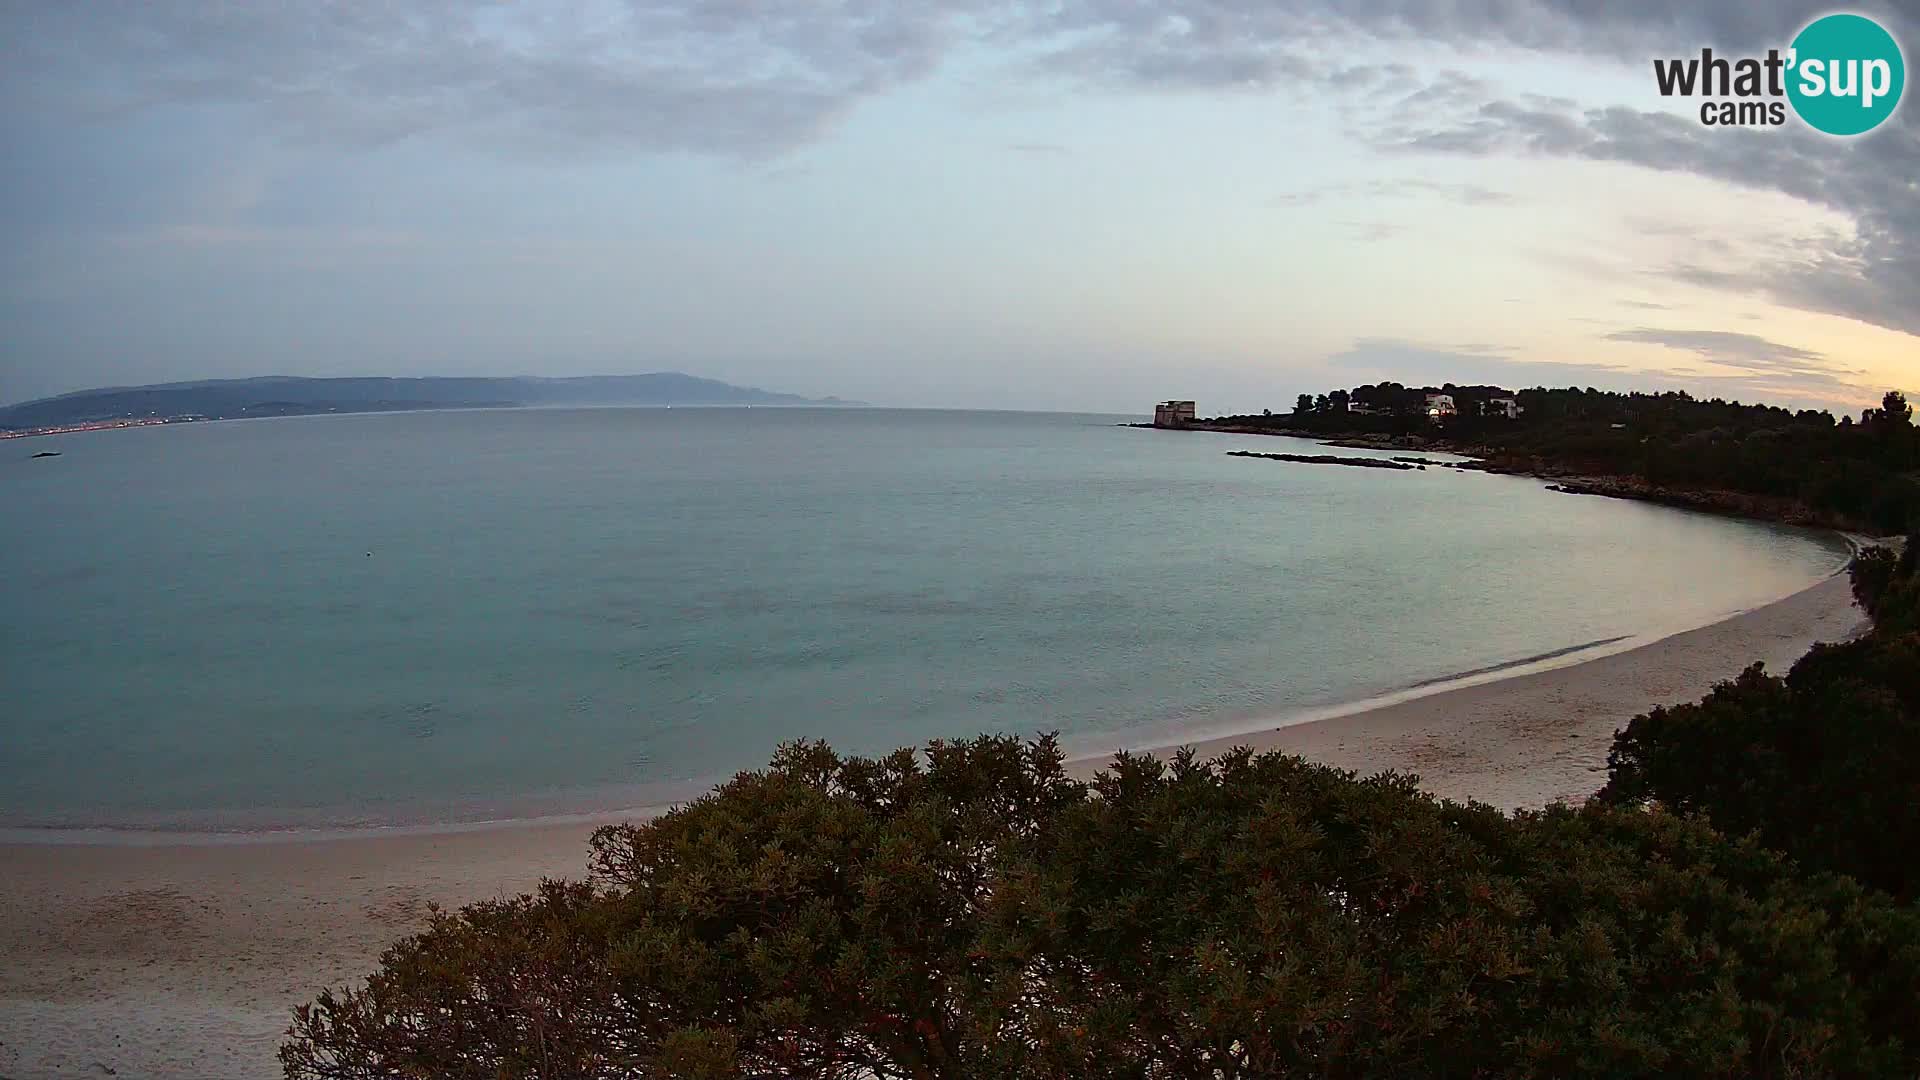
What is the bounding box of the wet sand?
[0,571,1865,1079]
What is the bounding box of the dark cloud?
[15,2,1914,154]
[1033,1,1917,89]
[1321,0,1912,56]
[1374,92,1920,339]
[1031,0,1916,343]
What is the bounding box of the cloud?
[1026,1,1917,342]
[1329,334,1869,405]
[1272,179,1516,207]
[1031,1,1918,92]
[0,2,973,158]
[1602,328,1859,385]
[4,0,1916,347]
[1343,221,1410,242]
[1329,338,1637,386]
[1373,92,1920,338]
[9,2,1914,170]
[15,2,1913,156]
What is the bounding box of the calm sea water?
[0,408,1848,830]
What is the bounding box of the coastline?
[1151,422,1877,533]
[1111,568,1864,807]
[0,566,1869,1079]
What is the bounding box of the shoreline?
[0,629,1674,846]
[1114,567,1864,806]
[1147,421,1876,534]
[0,566,1870,1079]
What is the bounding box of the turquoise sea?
[0,408,1849,831]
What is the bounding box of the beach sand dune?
[0,572,1865,1079]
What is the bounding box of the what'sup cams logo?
[1654,12,1905,134]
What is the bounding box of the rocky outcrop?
[1227,450,1420,470]
[1535,475,1866,530]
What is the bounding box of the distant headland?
[0,373,863,439]
[1133,383,1918,535]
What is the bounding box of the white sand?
[0,572,1865,1079]
[1112,570,1865,808]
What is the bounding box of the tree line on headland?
[284,533,1920,1078]
[1205,385,1919,535]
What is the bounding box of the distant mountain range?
[0,374,862,431]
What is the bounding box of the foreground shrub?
[284,737,1920,1078]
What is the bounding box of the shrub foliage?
[285,737,1920,1078]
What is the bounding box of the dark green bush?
[285,737,1920,1079]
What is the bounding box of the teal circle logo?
[1787,13,1905,135]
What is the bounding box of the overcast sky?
[2,1,1915,413]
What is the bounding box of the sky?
[1,1,1916,415]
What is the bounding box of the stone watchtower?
[1153,401,1196,428]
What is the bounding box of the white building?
[1424,393,1457,419]
[1481,396,1522,419]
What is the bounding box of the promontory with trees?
[1197,384,1919,535]
[285,530,1920,1076]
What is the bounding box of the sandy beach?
[0,570,1866,1079]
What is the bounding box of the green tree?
[1294,393,1313,415]
[1880,390,1912,428]
[284,738,1920,1079]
